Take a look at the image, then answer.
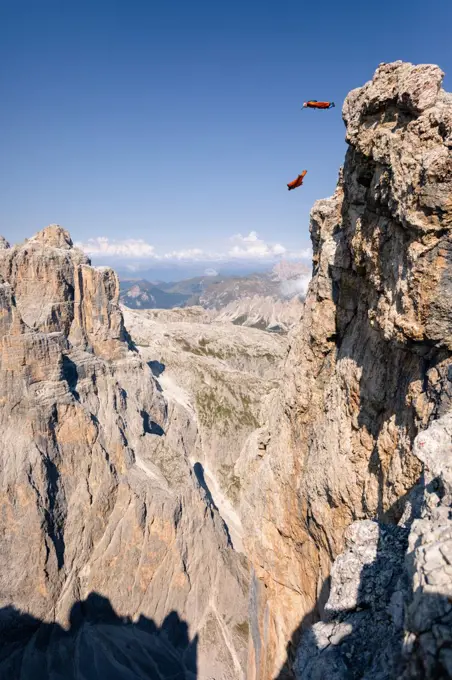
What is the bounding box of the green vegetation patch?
[176,335,238,361]
[234,621,250,641]
[217,463,242,504]
[195,387,259,433]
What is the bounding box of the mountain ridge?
[120,263,309,333]
[1,60,452,680]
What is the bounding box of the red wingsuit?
[287,170,307,191]
[303,100,335,109]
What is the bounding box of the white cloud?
[77,237,156,258]
[228,231,287,259]
[76,232,312,264]
[293,246,313,260]
[280,273,311,299]
[241,231,259,242]
[162,248,206,261]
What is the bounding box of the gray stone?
[0,226,250,679]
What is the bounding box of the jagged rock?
[0,236,10,250]
[2,59,452,680]
[294,520,409,680]
[28,224,74,248]
[238,61,452,678]
[123,306,287,551]
[293,414,452,679]
[401,415,452,679]
[0,225,128,359]
[0,226,250,679]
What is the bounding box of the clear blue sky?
[1,0,451,261]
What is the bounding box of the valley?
[1,61,452,680]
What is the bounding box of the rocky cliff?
[123,306,288,553]
[1,60,452,680]
[120,265,308,334]
[0,226,250,679]
[237,61,452,678]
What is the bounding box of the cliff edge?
[1,60,452,680]
[0,226,250,679]
[238,61,452,678]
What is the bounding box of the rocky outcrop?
[293,413,452,679]
[294,520,409,679]
[237,61,452,678]
[213,295,303,333]
[123,306,287,551]
[403,416,452,678]
[0,225,125,359]
[0,226,250,679]
[2,60,452,680]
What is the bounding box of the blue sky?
[1,0,451,271]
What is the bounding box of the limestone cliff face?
[123,306,288,554]
[293,413,452,679]
[2,61,452,680]
[238,61,452,678]
[0,226,250,679]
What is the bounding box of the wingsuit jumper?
[287,170,307,191]
[302,100,335,109]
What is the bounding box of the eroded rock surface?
[294,415,452,679]
[238,61,452,678]
[0,226,250,679]
[123,306,288,552]
[2,60,452,680]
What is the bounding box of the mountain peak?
[29,224,74,249]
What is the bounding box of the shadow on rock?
[148,360,166,378]
[274,519,409,679]
[274,480,452,679]
[0,592,198,679]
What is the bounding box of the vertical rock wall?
[1,61,452,680]
[239,61,452,678]
[0,226,250,679]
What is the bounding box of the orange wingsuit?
[303,100,335,109]
[287,170,307,191]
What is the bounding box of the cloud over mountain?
[76,231,312,265]
[228,231,286,259]
[76,237,157,258]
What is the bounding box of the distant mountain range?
[119,262,311,333]
[114,260,281,283]
[119,280,192,309]
[120,262,310,310]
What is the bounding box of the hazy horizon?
[2,0,452,270]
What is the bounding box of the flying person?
[302,100,335,109]
[287,170,307,191]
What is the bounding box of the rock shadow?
[193,462,215,505]
[61,354,80,401]
[141,410,165,436]
[148,360,166,378]
[122,325,139,353]
[0,592,198,679]
[193,462,233,548]
[274,478,451,679]
[147,361,166,393]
